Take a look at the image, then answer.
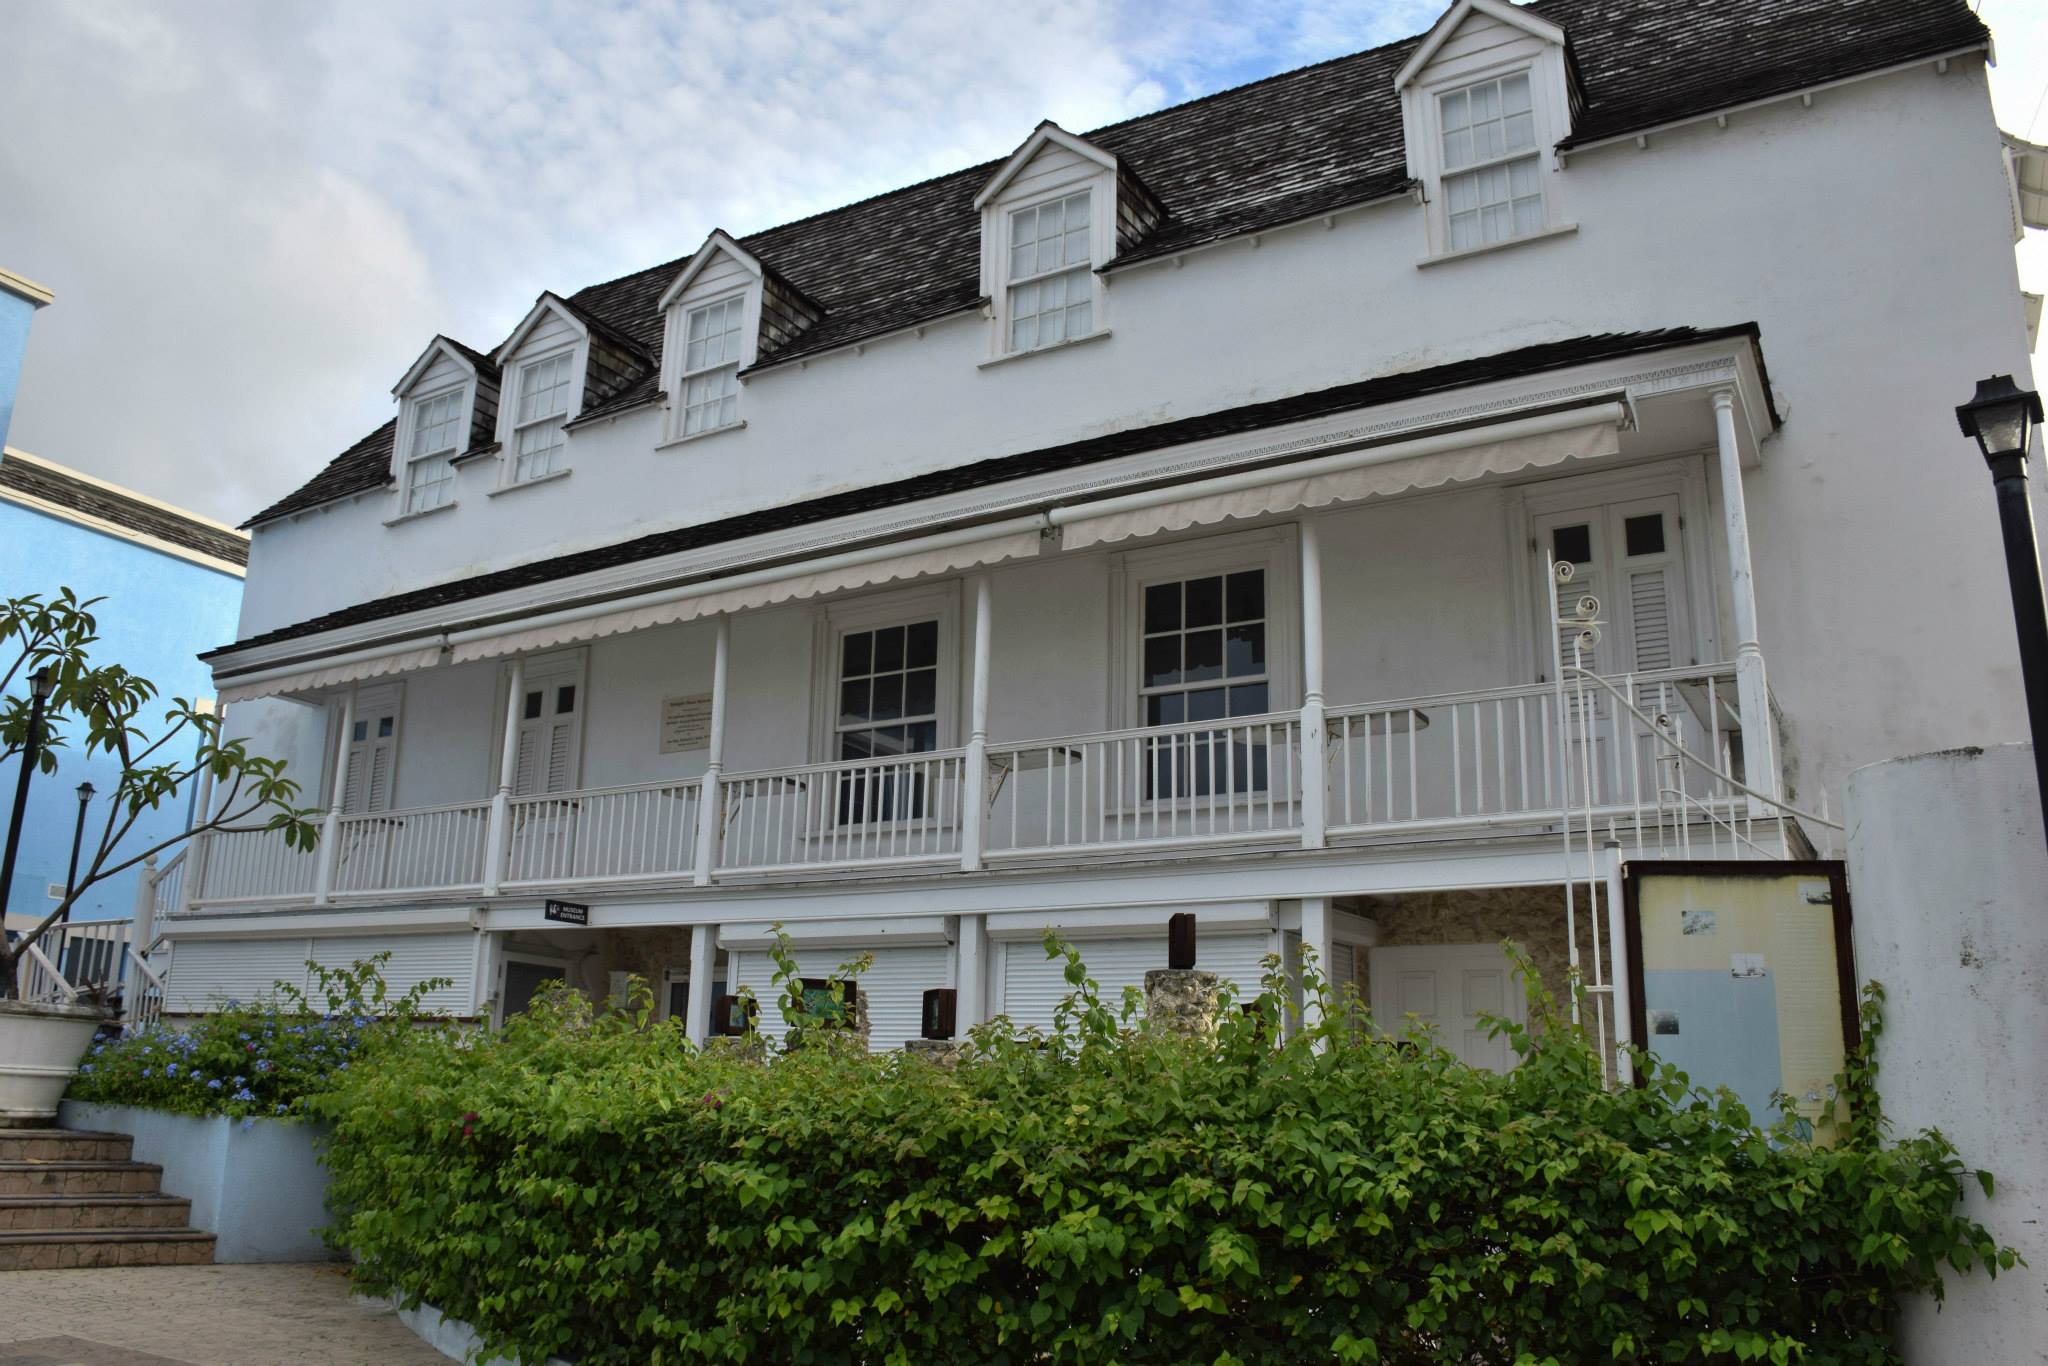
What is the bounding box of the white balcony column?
[692,616,731,887]
[1298,518,1329,849]
[1710,388,1781,806]
[181,706,222,913]
[960,574,993,872]
[1603,838,1635,1086]
[685,921,717,1046]
[1298,896,1332,1040]
[954,912,986,1034]
[311,689,355,906]
[481,658,525,896]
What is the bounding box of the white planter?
[0,999,109,1125]
[58,1100,340,1263]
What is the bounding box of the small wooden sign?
[543,899,590,926]
[660,693,714,754]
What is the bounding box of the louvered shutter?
[513,724,542,796]
[545,717,575,793]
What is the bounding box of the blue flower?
[275,1103,288,1115]
[226,999,241,1009]
[237,1032,251,1042]
[233,1076,245,1086]
[79,1063,93,1074]
[141,1068,151,1078]
[232,1088,256,1102]
[165,1063,179,1077]
[207,1079,223,1090]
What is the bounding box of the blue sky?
[0,0,2040,524]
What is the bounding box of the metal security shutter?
[998,932,1271,1032]
[162,938,313,1013]
[307,933,476,1016]
[725,945,949,1053]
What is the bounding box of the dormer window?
[1006,192,1094,352]
[1439,73,1542,250]
[510,351,574,482]
[680,297,744,436]
[402,389,462,514]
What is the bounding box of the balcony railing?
[174,664,1762,907]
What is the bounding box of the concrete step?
[0,1194,194,1232]
[0,1129,133,1163]
[0,1160,165,1197]
[0,1228,215,1270]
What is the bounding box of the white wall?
[235,62,2038,820]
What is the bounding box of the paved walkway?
[0,1263,449,1366]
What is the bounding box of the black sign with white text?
[543,899,590,926]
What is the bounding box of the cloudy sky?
[3,0,2045,525]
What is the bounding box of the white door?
[1369,943,1525,1073]
[506,670,584,877]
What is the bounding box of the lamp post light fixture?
[1955,373,2048,850]
[0,666,58,937]
[62,780,95,928]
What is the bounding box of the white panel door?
[1369,943,1525,1073]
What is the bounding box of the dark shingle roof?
[213,324,1762,656]
[244,0,1983,528]
[1,451,250,569]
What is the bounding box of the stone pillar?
[1846,743,2046,1361]
[904,1038,966,1067]
[1145,968,1221,1038]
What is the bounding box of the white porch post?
[311,689,355,906]
[960,574,993,872]
[1299,896,1332,1038]
[692,616,730,887]
[1711,389,1780,806]
[179,701,228,912]
[1298,519,1329,849]
[685,921,717,1046]
[124,854,158,1025]
[954,912,986,1035]
[1603,839,1635,1086]
[481,658,525,896]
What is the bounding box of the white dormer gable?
[976,121,1156,360]
[492,293,593,488]
[388,336,495,521]
[656,229,818,444]
[1397,0,1577,259]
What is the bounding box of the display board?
[1624,861,1857,1142]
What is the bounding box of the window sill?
[977,327,1112,369]
[382,501,457,528]
[488,468,572,497]
[1416,222,1578,269]
[656,420,747,451]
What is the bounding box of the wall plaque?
[660,693,714,753]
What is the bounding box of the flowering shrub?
[66,953,447,1120]
[314,936,2014,1366]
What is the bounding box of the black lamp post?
[1956,374,2048,849]
[0,667,58,936]
[62,781,94,932]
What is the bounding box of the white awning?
[1055,409,1622,550]
[217,645,445,705]
[447,527,1042,665]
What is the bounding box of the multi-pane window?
[1007,192,1093,352]
[512,352,574,483]
[1439,72,1542,251]
[1141,571,1270,796]
[681,297,744,436]
[835,620,939,821]
[402,390,463,514]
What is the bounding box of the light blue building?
[0,449,248,923]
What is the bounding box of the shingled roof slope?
[214,324,1762,656]
[246,0,1984,529]
[2,450,250,569]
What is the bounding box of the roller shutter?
[997,931,1272,1032]
[162,938,315,1012]
[307,933,476,1015]
[725,944,950,1053]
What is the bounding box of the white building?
[153,0,2041,1066]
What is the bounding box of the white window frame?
[392,384,469,519]
[1106,527,1301,732]
[677,294,747,438]
[490,299,591,491]
[980,147,1117,361]
[657,236,766,448]
[999,189,1100,356]
[808,583,962,766]
[505,348,577,485]
[1435,71,1544,253]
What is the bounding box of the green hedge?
[314,941,2010,1366]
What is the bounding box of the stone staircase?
[0,1128,215,1269]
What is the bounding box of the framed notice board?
[1623,861,1858,1141]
